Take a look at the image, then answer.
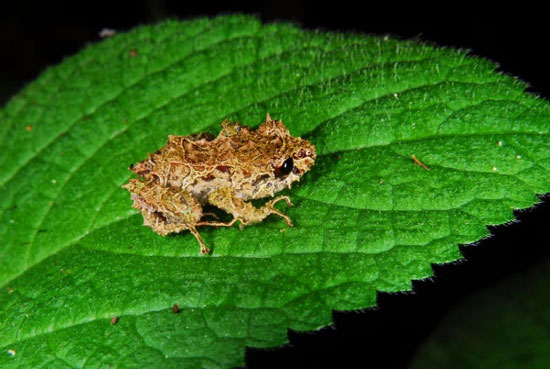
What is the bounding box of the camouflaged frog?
[122,114,316,254]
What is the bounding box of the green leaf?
[1,14,549,368]
[409,258,550,369]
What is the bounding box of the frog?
[122,114,316,254]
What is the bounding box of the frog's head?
[272,135,316,183]
[257,116,316,191]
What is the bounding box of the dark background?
[2,2,549,368]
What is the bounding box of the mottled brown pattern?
[122,115,316,254]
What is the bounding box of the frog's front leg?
[205,187,294,228]
[122,178,211,254]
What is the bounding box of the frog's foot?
[263,196,293,226]
[188,225,210,255]
[237,196,293,229]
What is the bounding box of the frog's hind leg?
[196,218,240,228]
[122,178,211,255]
[207,188,294,228]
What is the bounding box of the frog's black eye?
[281,157,294,174]
[275,157,293,177]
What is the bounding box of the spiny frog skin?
[122,114,316,254]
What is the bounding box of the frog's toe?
[283,216,293,227]
[200,244,211,255]
[188,225,211,255]
[269,195,293,207]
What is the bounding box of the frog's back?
[128,118,316,204]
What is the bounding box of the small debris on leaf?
[412,154,430,171]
